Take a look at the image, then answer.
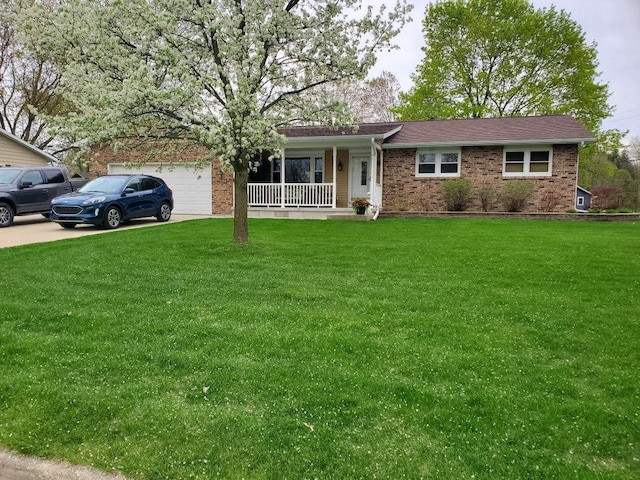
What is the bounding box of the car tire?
[156,201,172,222]
[60,223,76,229]
[103,206,122,229]
[0,202,14,227]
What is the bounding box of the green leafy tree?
[15,0,411,242]
[395,0,617,150]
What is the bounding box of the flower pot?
[355,206,366,215]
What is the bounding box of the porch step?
[326,213,371,221]
[248,208,368,220]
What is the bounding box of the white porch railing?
[248,183,334,208]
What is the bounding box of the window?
[126,178,142,192]
[416,150,460,177]
[315,158,324,183]
[141,177,161,190]
[360,160,368,185]
[249,153,325,183]
[43,169,65,183]
[503,147,552,176]
[577,196,584,207]
[22,170,44,186]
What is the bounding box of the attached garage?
[108,163,212,215]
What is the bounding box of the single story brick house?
[89,115,595,216]
[0,128,58,167]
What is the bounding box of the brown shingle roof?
[280,116,595,146]
[383,115,595,146]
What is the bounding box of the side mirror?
[20,181,33,189]
[123,188,135,195]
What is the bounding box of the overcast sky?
[367,0,640,145]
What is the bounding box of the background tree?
[356,71,401,123]
[0,1,69,153]
[579,149,638,210]
[394,0,618,154]
[16,0,411,243]
[626,136,640,163]
[315,71,400,124]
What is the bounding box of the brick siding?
[382,144,578,213]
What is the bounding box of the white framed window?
[415,149,461,177]
[271,151,325,183]
[577,196,584,207]
[503,146,552,176]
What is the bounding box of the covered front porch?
[246,123,401,215]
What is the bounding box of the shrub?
[442,178,472,211]
[566,209,577,213]
[592,185,622,210]
[478,185,495,212]
[540,188,561,212]
[500,181,533,212]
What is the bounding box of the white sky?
[367,0,640,144]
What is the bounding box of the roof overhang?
[281,125,403,149]
[0,128,59,163]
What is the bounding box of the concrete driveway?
[0,214,209,249]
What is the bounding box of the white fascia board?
[382,138,596,149]
[284,136,380,149]
[382,125,403,139]
[0,128,59,163]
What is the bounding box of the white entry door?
[350,156,370,200]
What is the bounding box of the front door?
[350,156,370,201]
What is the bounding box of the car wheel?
[0,202,14,227]
[156,201,172,222]
[103,206,122,229]
[60,223,76,229]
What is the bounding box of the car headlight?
[82,196,106,206]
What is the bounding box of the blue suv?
[51,174,174,229]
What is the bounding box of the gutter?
[382,138,597,149]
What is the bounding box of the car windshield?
[79,176,129,194]
[0,168,21,184]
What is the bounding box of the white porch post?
[280,148,285,208]
[332,145,337,208]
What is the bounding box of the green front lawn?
[0,218,638,479]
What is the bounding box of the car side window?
[126,179,142,192]
[141,177,161,191]
[22,170,44,186]
[44,170,65,183]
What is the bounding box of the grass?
[0,218,638,479]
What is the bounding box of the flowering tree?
[0,2,67,153]
[15,0,410,242]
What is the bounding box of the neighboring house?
[575,186,593,211]
[0,128,58,167]
[89,115,595,216]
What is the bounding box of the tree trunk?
[233,167,249,243]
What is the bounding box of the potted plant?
[351,197,370,215]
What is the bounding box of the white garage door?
[108,163,212,215]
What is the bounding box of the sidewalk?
[0,448,129,480]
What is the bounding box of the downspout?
[371,138,382,221]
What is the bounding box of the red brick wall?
[382,144,578,213]
[88,144,234,215]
